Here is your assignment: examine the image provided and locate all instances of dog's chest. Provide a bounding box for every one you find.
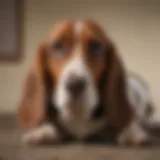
[58,108,105,140]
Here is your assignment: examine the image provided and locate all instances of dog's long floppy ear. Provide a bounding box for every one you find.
[18,44,48,130]
[101,42,134,129]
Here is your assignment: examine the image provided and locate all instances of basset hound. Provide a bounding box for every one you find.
[18,20,154,146]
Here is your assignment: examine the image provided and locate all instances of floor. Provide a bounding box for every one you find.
[1,114,160,160]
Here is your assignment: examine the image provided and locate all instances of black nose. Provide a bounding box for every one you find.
[66,76,87,96]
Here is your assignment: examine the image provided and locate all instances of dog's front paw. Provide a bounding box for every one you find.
[117,121,149,147]
[22,123,60,145]
[117,129,148,146]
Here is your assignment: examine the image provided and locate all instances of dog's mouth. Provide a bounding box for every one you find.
[66,93,87,109]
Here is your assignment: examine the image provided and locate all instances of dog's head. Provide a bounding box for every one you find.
[18,20,133,130]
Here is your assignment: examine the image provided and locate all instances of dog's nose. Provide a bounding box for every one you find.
[66,76,87,96]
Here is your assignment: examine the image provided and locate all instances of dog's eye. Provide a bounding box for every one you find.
[52,42,67,58]
[87,40,104,59]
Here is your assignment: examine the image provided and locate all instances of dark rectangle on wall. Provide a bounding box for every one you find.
[0,0,22,61]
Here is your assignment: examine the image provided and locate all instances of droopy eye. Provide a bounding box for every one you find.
[52,41,67,58]
[87,40,104,59]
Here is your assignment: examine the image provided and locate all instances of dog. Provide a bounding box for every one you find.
[17,20,154,146]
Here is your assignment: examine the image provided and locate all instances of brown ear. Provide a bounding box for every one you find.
[17,44,48,130]
[102,42,134,129]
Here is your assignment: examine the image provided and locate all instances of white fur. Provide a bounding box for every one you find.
[127,74,151,119]
[22,123,59,144]
[117,74,151,145]
[75,21,84,35]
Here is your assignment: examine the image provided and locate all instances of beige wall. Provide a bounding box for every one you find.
[0,0,160,113]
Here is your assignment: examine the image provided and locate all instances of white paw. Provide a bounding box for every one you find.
[117,121,148,146]
[22,123,60,145]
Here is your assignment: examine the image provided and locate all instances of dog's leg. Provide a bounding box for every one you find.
[22,123,61,145]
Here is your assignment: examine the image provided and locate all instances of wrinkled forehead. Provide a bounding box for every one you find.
[48,20,107,44]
